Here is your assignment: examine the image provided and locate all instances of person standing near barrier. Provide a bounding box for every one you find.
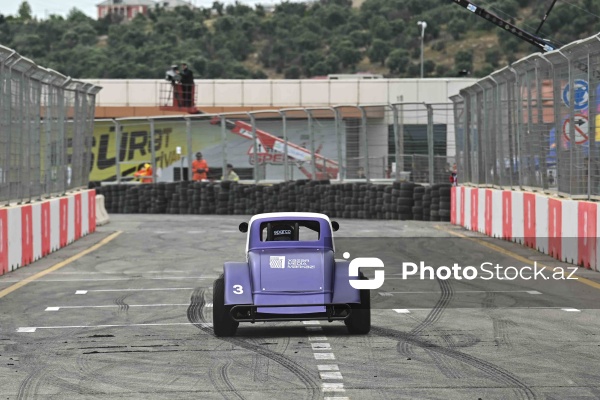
[192,152,209,181]
[221,163,239,181]
[180,63,194,107]
[134,163,153,183]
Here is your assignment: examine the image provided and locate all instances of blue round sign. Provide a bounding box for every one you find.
[562,79,589,111]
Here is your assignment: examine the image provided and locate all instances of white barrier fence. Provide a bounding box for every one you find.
[0,189,97,275]
[452,187,599,270]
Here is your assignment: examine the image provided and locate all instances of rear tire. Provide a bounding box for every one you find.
[212,275,239,337]
[345,274,371,334]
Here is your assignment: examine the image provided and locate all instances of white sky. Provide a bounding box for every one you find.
[0,0,288,19]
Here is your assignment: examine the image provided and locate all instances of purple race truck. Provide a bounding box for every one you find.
[212,212,371,337]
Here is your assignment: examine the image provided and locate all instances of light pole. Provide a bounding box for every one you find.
[417,21,427,78]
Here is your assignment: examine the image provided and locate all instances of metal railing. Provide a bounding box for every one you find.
[452,33,600,199]
[90,103,457,185]
[0,45,102,205]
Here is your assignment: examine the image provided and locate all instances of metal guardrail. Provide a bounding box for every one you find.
[451,33,600,199]
[0,45,102,205]
[95,103,456,185]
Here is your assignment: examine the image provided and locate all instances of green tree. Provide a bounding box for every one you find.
[386,48,409,74]
[454,49,473,73]
[367,39,391,66]
[485,48,501,68]
[331,39,362,69]
[284,65,301,79]
[17,1,32,20]
[447,17,467,40]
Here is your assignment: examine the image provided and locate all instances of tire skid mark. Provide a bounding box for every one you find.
[482,291,516,348]
[373,325,536,400]
[208,359,246,400]
[187,287,320,400]
[114,294,130,313]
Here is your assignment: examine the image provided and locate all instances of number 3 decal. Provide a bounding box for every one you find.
[233,285,243,294]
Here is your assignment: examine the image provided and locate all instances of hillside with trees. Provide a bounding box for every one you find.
[1,0,599,80]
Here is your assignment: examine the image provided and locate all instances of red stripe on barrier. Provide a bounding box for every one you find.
[59,198,68,248]
[74,194,82,240]
[89,190,96,233]
[577,202,597,269]
[460,187,466,226]
[502,191,512,240]
[548,198,562,260]
[0,209,7,275]
[471,188,479,232]
[523,193,536,249]
[21,205,33,266]
[485,190,493,236]
[41,202,51,257]
[451,187,456,224]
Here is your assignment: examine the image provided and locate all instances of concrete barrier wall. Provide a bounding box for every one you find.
[0,189,97,276]
[452,186,599,271]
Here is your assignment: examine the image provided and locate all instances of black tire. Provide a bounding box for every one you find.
[345,275,371,334]
[212,275,239,337]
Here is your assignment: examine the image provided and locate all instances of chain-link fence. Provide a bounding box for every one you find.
[452,33,600,199]
[93,103,456,185]
[0,45,101,205]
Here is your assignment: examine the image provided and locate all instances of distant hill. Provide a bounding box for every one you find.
[1,0,599,79]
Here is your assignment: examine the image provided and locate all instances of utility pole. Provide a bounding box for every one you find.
[417,21,427,78]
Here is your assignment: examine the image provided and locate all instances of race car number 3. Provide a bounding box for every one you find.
[233,285,243,294]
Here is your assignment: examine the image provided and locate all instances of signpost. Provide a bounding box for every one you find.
[562,114,589,144]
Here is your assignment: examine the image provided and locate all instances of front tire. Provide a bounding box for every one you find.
[345,275,371,334]
[212,275,239,337]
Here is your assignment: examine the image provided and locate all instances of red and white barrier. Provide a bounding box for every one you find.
[0,189,97,276]
[452,186,600,271]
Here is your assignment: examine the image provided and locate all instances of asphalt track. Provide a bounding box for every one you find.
[1,214,600,399]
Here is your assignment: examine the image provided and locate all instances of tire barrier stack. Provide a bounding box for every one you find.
[95,182,454,221]
[428,183,452,222]
[412,186,425,221]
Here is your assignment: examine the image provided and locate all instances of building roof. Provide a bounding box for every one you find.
[97,0,156,7]
[158,0,195,8]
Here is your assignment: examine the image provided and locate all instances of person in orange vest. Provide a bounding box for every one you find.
[134,163,153,183]
[191,152,209,181]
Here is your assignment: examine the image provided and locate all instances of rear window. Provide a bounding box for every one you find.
[259,220,321,242]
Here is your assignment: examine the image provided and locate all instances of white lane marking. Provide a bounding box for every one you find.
[386,290,542,294]
[320,371,343,379]
[311,343,331,350]
[318,365,339,371]
[49,271,191,275]
[562,308,581,312]
[314,353,335,360]
[17,322,212,332]
[303,320,321,325]
[324,397,349,400]
[75,290,88,294]
[309,336,328,341]
[0,277,215,283]
[45,303,212,310]
[322,382,345,392]
[379,292,394,296]
[305,326,323,332]
[393,309,410,314]
[526,290,542,295]
[79,288,196,293]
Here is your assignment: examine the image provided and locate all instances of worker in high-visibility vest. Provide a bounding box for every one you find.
[134,163,153,183]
